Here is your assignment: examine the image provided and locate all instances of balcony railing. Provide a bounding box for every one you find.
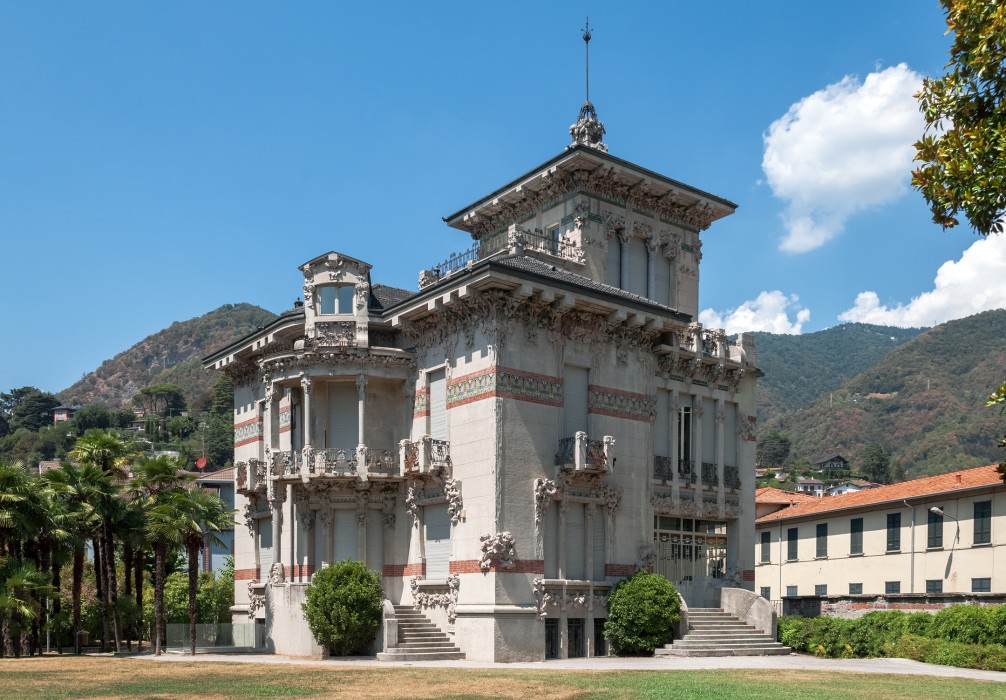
[366,448,400,477]
[724,465,740,491]
[654,455,673,482]
[318,448,357,476]
[400,436,451,476]
[701,462,719,488]
[555,432,615,472]
[678,459,697,485]
[271,451,300,477]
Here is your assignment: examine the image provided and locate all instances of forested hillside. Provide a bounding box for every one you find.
[59,303,277,409]
[762,309,1006,479]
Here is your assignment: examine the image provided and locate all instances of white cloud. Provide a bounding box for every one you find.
[700,291,811,335]
[763,64,924,253]
[839,234,1006,327]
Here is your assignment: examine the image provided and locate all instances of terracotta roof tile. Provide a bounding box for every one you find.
[198,467,235,482]
[755,487,816,505]
[757,464,1004,524]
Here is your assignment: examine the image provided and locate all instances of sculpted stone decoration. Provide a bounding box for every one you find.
[242,498,258,537]
[479,532,518,573]
[532,577,551,619]
[258,349,414,375]
[382,492,397,529]
[637,543,656,573]
[410,574,461,624]
[269,562,286,585]
[533,478,557,556]
[405,485,419,528]
[738,415,757,442]
[247,583,264,618]
[445,478,463,526]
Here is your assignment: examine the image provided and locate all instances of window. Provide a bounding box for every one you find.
[787,527,798,561]
[816,523,828,558]
[815,584,828,596]
[677,406,691,464]
[974,501,992,545]
[886,513,901,551]
[563,365,589,438]
[786,585,798,597]
[885,581,900,594]
[928,506,944,549]
[760,531,771,563]
[760,587,771,600]
[926,579,943,594]
[850,518,863,555]
[972,578,991,593]
[317,285,355,315]
[849,583,863,595]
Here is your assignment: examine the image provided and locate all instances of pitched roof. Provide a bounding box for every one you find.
[198,467,235,482]
[755,487,815,505]
[370,284,414,310]
[757,464,1004,524]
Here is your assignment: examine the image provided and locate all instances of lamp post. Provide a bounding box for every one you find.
[930,506,960,544]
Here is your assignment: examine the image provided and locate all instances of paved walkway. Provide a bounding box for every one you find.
[133,652,1006,683]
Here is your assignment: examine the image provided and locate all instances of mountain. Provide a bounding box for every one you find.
[59,303,277,410]
[753,323,927,421]
[761,309,1006,479]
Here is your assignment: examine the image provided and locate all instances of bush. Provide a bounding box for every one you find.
[892,634,1006,672]
[604,572,680,656]
[301,560,383,655]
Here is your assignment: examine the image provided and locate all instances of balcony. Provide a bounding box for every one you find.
[269,446,405,482]
[235,460,267,495]
[724,465,740,491]
[555,432,615,472]
[271,450,301,477]
[315,448,358,477]
[653,455,673,483]
[400,435,452,476]
[701,462,719,489]
[678,459,697,485]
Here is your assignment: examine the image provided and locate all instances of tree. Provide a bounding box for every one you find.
[913,1,1006,234]
[71,405,112,432]
[302,560,383,655]
[859,443,893,484]
[0,387,60,435]
[756,429,791,469]
[604,572,681,656]
[986,383,1006,483]
[133,384,186,418]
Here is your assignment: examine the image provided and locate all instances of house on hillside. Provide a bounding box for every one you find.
[196,467,236,573]
[795,478,825,497]
[825,479,876,497]
[812,455,849,472]
[51,405,80,424]
[204,97,761,661]
[755,465,1005,600]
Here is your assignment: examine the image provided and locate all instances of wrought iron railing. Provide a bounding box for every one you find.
[653,455,673,482]
[724,465,740,491]
[424,227,582,286]
[678,459,697,484]
[555,436,576,468]
[319,448,357,475]
[366,448,399,477]
[701,462,719,488]
[430,439,451,471]
[584,439,606,469]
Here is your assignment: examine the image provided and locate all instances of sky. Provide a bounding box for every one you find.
[1,2,999,394]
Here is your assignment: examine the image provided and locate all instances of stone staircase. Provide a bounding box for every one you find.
[375,606,466,661]
[656,607,792,657]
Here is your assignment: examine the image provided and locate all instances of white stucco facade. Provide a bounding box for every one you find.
[204,110,760,661]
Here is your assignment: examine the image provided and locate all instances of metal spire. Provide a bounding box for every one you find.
[569,16,607,152]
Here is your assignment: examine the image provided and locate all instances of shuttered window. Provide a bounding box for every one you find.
[328,384,358,448]
[654,255,670,307]
[366,510,383,574]
[424,503,451,579]
[606,236,621,287]
[563,366,589,438]
[544,504,558,578]
[258,520,273,579]
[592,509,605,579]
[333,509,358,562]
[428,369,447,440]
[625,238,648,297]
[566,503,585,580]
[654,390,669,457]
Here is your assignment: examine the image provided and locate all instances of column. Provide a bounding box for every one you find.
[715,398,726,513]
[318,508,333,569]
[270,488,285,578]
[646,239,658,299]
[357,374,368,449]
[300,375,313,450]
[670,390,680,503]
[618,230,630,290]
[557,500,568,580]
[692,396,703,505]
[263,380,275,453]
[585,503,595,582]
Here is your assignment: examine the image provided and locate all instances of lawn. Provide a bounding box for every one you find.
[0,656,1004,700]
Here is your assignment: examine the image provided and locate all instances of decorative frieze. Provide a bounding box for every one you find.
[234,417,261,448]
[410,574,460,624]
[588,385,656,422]
[258,350,414,375]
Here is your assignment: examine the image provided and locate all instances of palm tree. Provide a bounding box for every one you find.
[0,558,50,657]
[0,460,36,560]
[42,463,108,649]
[171,487,233,655]
[69,430,131,653]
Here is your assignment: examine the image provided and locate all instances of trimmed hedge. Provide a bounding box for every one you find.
[778,604,1006,670]
[301,560,383,655]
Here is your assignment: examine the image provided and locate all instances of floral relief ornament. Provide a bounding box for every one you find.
[478,532,517,573]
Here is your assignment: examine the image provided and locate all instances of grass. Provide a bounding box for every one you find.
[0,657,1004,700]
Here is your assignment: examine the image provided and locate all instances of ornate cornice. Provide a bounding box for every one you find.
[258,349,415,375]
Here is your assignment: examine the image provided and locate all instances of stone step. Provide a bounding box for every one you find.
[376,650,466,661]
[657,645,792,658]
[682,633,776,642]
[392,643,462,652]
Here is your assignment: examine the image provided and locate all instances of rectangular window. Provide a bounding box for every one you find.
[563,365,589,438]
[816,523,828,558]
[849,583,863,595]
[677,406,692,463]
[815,584,827,596]
[972,578,991,593]
[760,587,771,600]
[974,501,992,545]
[318,286,336,314]
[787,527,798,561]
[885,581,900,594]
[850,518,863,555]
[926,579,943,594]
[786,585,798,597]
[760,531,771,563]
[928,507,944,549]
[886,513,901,551]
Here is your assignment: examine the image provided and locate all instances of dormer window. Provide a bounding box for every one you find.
[318,285,355,315]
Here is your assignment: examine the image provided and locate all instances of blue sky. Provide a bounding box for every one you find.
[1,2,997,394]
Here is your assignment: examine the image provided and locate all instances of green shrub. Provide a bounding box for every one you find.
[930,604,1000,645]
[892,633,1006,672]
[301,560,383,655]
[604,572,680,656]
